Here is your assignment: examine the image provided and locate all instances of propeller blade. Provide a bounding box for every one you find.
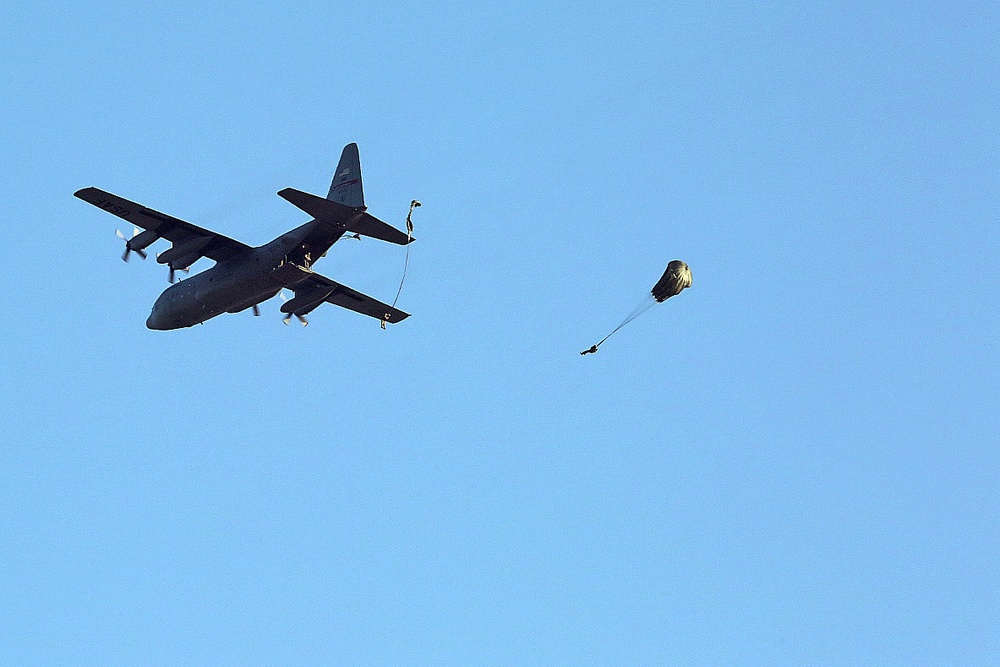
[116,228,149,262]
[296,314,308,327]
[252,304,260,317]
[282,312,292,325]
[116,229,132,262]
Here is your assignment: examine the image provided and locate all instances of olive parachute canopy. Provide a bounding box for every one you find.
[651,260,692,302]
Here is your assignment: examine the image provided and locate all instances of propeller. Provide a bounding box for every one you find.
[279,290,308,326]
[116,227,147,262]
[167,265,189,284]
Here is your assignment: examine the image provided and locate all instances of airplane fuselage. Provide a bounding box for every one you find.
[78,142,413,330]
[146,219,345,330]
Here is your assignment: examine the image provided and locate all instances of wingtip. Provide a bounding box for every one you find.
[385,310,410,323]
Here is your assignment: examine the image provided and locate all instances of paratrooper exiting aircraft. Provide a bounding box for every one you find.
[75,144,413,330]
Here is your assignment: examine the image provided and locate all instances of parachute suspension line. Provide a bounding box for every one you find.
[597,294,656,346]
[390,199,420,309]
[582,293,656,354]
[383,200,421,329]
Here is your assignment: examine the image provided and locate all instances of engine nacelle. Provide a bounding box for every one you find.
[280,285,336,316]
[130,229,159,251]
[157,236,211,266]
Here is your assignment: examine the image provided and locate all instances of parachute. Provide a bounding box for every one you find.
[581,260,692,355]
[652,260,693,302]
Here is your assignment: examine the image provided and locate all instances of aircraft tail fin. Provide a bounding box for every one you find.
[327,143,365,208]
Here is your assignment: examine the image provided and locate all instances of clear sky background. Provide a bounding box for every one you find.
[1,1,997,664]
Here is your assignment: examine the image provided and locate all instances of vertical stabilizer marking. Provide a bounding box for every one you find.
[327,143,365,208]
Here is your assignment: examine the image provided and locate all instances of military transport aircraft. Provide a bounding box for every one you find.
[75,143,412,330]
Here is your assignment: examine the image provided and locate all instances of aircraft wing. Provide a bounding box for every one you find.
[75,187,252,263]
[271,263,409,324]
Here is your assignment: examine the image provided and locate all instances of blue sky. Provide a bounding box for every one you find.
[1,1,997,663]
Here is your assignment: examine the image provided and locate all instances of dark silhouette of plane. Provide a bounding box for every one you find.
[76,144,412,329]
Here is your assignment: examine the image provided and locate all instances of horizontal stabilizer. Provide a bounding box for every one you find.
[352,212,413,245]
[278,188,413,245]
[278,187,355,221]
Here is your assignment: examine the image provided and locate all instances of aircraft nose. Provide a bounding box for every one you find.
[146,308,167,330]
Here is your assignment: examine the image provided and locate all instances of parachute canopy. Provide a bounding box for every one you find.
[651,260,692,302]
